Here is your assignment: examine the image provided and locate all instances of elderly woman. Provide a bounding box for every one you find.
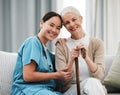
[55,6,107,95]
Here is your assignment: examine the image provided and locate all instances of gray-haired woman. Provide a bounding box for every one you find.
[55,6,107,95]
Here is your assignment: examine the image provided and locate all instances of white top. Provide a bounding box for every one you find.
[66,35,90,82]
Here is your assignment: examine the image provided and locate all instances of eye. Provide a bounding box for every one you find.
[49,23,54,27]
[72,18,77,22]
[64,21,70,25]
[57,27,61,30]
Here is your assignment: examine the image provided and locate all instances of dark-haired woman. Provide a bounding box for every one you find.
[11,11,72,95]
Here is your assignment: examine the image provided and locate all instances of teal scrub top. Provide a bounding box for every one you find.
[11,36,61,95]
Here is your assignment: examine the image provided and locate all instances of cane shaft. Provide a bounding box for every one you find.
[75,58,81,95]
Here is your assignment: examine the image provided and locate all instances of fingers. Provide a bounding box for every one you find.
[63,71,73,81]
[81,48,86,58]
[70,48,79,60]
[55,38,67,45]
[76,43,88,50]
[61,66,69,72]
[58,69,73,81]
[76,43,88,58]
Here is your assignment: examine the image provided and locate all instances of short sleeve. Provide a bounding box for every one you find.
[21,38,41,66]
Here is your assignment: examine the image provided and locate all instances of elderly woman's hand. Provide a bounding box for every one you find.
[76,43,88,59]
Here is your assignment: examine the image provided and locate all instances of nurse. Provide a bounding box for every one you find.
[11,11,73,95]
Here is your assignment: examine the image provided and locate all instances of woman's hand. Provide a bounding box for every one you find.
[76,43,88,58]
[69,48,79,62]
[55,38,67,45]
[57,67,73,81]
[65,48,79,70]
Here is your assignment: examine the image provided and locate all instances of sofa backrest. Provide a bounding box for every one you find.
[0,51,115,95]
[0,51,17,95]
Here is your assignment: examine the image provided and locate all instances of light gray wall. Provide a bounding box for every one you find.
[0,0,57,52]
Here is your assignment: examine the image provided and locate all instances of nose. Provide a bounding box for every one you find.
[52,27,57,32]
[69,21,74,26]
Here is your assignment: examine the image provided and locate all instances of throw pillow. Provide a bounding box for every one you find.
[103,42,120,88]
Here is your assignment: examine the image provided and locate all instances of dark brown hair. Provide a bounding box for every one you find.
[42,11,63,28]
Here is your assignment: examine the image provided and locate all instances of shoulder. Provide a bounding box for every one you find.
[90,37,103,43]
[55,39,69,57]
[24,36,38,43]
[89,37,103,46]
[19,36,41,51]
[24,36,42,47]
[56,42,68,54]
[56,38,68,48]
[89,37,104,51]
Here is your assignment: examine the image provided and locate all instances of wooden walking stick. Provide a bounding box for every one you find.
[75,57,81,95]
[75,48,86,95]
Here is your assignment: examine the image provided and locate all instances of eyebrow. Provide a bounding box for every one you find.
[49,22,61,28]
[49,22,54,25]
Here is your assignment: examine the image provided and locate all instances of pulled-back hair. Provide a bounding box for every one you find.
[42,11,63,28]
[61,6,81,17]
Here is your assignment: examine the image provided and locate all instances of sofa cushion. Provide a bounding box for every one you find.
[0,51,17,95]
[103,42,120,89]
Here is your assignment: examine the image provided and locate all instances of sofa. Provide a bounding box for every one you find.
[0,51,120,95]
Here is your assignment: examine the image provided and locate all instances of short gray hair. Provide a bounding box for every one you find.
[61,6,81,17]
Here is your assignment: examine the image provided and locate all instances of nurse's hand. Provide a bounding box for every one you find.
[55,38,67,45]
[57,67,73,81]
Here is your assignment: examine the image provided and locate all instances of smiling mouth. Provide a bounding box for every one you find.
[48,31,57,38]
[69,26,78,31]
[49,33,55,37]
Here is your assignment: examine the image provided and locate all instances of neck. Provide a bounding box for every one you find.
[37,32,47,45]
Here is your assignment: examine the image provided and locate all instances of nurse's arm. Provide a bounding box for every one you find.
[23,60,72,82]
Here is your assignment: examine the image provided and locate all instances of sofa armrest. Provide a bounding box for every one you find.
[0,51,17,95]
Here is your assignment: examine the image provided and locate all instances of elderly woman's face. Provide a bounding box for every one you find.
[62,13,82,34]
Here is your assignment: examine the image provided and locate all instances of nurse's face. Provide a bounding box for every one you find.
[40,16,62,41]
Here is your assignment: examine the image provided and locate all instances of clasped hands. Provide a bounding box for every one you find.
[70,43,88,61]
[57,66,73,81]
[56,38,87,59]
[57,42,88,82]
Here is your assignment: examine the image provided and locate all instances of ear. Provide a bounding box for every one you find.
[40,20,44,28]
[79,16,83,24]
